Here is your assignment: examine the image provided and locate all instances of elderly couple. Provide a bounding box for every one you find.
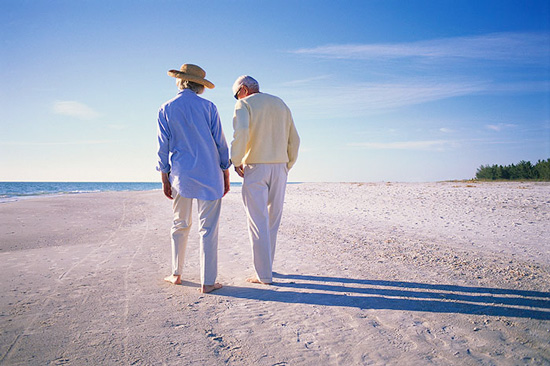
[157,64,300,293]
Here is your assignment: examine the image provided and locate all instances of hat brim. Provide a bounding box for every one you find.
[168,70,215,89]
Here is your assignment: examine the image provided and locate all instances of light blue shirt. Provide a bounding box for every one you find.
[157,89,230,201]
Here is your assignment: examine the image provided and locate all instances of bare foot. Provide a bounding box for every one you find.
[164,275,181,285]
[246,277,272,285]
[200,283,223,293]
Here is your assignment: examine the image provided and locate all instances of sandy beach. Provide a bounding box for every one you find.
[1,181,549,365]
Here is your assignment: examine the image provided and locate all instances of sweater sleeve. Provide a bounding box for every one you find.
[230,100,250,166]
[286,111,300,170]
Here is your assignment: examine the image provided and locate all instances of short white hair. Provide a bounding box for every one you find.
[232,75,259,95]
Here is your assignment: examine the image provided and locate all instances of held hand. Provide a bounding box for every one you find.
[223,169,230,197]
[235,165,245,178]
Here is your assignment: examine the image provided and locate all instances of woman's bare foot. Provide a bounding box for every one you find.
[200,283,223,293]
[246,277,272,285]
[164,275,182,285]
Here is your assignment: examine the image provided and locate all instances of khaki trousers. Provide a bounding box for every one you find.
[171,191,221,285]
[242,163,288,283]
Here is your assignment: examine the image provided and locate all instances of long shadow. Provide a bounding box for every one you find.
[273,273,550,298]
[216,273,550,320]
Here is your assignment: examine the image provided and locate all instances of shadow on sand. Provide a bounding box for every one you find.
[216,273,550,320]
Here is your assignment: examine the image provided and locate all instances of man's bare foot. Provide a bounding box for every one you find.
[164,275,181,285]
[200,283,223,293]
[246,277,272,285]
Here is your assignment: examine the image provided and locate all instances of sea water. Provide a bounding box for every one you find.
[0,182,162,203]
[0,182,243,203]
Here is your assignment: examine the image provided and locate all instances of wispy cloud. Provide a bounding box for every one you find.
[348,140,457,151]
[283,32,549,119]
[291,32,550,63]
[0,140,113,146]
[281,75,331,87]
[486,123,517,132]
[287,80,487,117]
[283,78,546,119]
[53,101,100,120]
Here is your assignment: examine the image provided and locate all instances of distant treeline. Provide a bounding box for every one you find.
[475,159,550,181]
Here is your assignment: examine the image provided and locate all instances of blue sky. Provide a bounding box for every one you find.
[1,0,549,182]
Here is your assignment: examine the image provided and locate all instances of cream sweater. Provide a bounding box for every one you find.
[231,92,300,169]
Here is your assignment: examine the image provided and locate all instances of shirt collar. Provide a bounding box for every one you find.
[178,89,196,96]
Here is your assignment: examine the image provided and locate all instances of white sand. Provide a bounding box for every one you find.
[1,182,549,365]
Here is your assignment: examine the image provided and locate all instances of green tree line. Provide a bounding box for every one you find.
[475,159,550,181]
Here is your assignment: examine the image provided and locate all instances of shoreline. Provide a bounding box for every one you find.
[2,179,548,202]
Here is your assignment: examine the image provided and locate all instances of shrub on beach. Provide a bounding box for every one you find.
[476,159,550,181]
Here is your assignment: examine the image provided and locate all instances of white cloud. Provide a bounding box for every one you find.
[291,32,550,63]
[283,77,545,120]
[439,128,455,133]
[348,140,456,151]
[0,140,113,146]
[281,75,331,87]
[283,32,550,120]
[486,125,501,131]
[288,80,487,118]
[486,123,517,132]
[53,101,100,120]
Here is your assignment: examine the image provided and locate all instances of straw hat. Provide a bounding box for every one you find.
[167,64,215,89]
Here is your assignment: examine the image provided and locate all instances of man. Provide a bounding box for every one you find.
[157,64,230,293]
[231,75,300,284]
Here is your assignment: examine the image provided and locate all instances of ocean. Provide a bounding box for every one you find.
[0,182,162,203]
[0,182,244,203]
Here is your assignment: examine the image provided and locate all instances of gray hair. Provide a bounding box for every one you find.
[232,75,260,95]
[176,79,205,94]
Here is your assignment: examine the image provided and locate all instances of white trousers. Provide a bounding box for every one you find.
[242,163,288,283]
[171,191,221,285]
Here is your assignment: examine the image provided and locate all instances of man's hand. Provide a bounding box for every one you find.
[235,165,245,178]
[223,169,230,197]
[163,182,173,200]
[161,172,173,200]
